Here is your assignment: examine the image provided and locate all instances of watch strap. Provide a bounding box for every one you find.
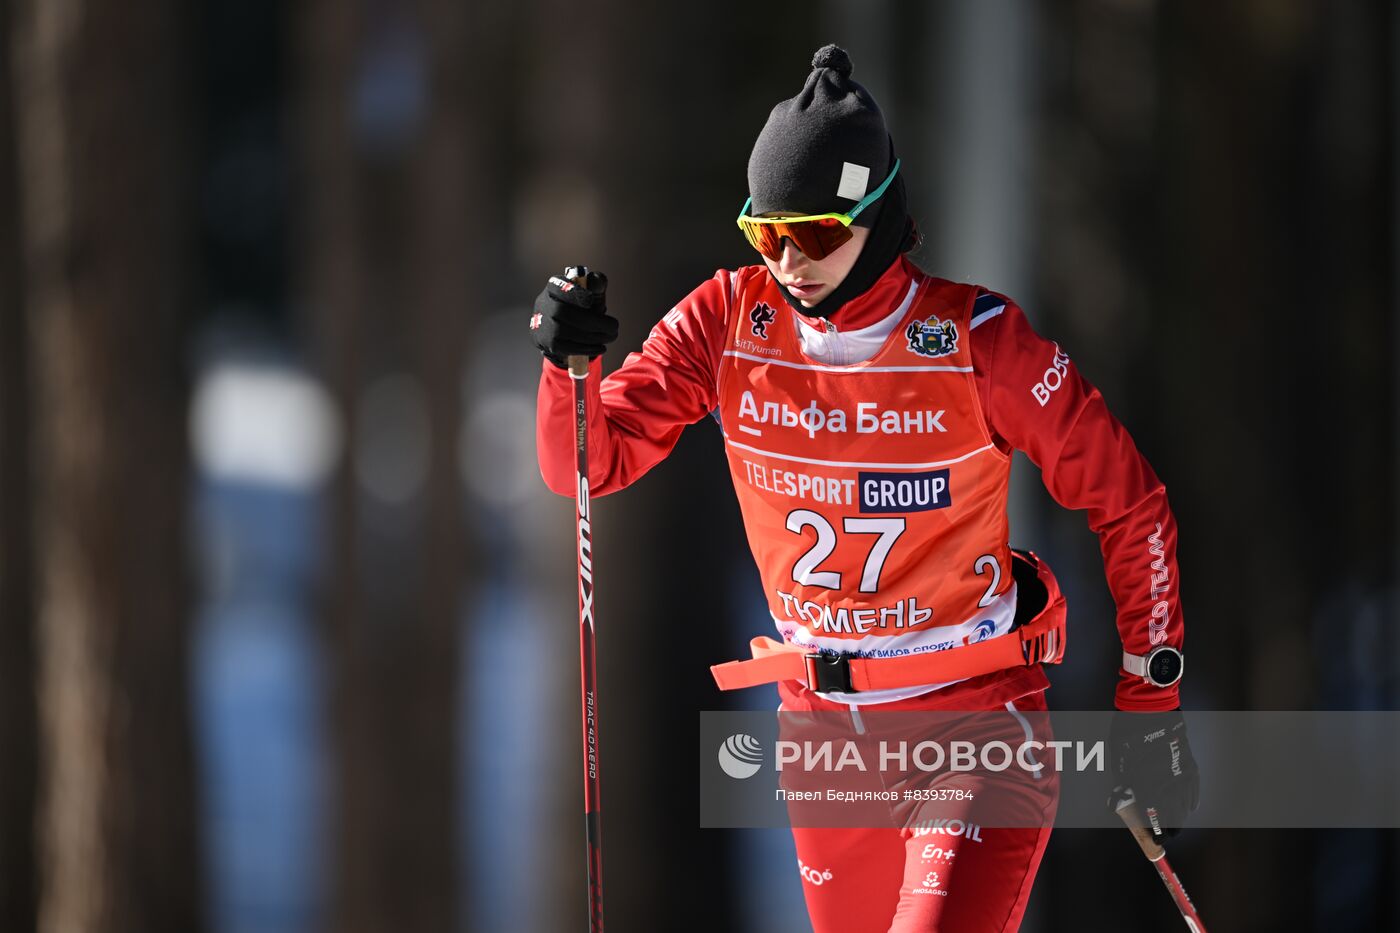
[1123,646,1183,687]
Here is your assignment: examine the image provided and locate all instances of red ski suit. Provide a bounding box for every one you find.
[536,256,1185,931]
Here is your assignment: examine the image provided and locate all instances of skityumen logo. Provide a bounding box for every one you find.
[749,301,777,340]
[718,733,764,779]
[858,469,951,514]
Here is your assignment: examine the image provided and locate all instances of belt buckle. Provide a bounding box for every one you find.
[804,652,855,694]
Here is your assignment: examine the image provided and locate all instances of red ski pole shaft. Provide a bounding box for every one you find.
[1114,793,1208,932]
[564,265,603,932]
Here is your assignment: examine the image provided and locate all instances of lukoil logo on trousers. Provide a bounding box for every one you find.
[718,733,764,779]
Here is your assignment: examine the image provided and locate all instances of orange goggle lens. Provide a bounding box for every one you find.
[737,215,853,262]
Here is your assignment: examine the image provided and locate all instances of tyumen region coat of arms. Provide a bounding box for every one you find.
[905,314,959,358]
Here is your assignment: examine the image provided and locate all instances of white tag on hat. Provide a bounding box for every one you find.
[836,162,870,201]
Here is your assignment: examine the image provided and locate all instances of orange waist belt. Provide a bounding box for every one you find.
[710,610,1065,694]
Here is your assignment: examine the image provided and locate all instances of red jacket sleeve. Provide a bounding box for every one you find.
[971,296,1185,711]
[536,268,736,497]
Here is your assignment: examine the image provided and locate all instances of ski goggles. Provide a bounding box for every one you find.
[735,159,900,262]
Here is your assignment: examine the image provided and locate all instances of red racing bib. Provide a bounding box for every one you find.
[717,273,1016,701]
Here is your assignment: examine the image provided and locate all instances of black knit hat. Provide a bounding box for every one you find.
[745,45,915,319]
[747,45,894,225]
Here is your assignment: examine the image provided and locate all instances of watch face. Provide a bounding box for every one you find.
[1147,648,1183,687]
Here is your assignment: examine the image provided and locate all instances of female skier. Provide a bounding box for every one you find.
[532,45,1198,932]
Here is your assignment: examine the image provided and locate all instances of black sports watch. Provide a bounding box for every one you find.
[1122,645,1184,688]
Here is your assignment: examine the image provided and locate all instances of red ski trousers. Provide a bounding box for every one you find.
[778,685,1057,932]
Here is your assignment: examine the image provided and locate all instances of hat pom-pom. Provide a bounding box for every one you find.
[811,44,853,78]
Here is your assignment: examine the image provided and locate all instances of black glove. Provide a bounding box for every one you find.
[1108,708,1200,842]
[530,270,618,368]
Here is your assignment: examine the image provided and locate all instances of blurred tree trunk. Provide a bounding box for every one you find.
[10,1,202,932]
[401,0,473,923]
[295,3,373,931]
[299,1,470,929]
[0,0,38,929]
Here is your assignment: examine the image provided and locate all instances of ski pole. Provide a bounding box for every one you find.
[1113,790,1208,932]
[564,264,604,931]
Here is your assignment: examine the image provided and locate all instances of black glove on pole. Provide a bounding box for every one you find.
[531,270,618,368]
[1108,708,1201,842]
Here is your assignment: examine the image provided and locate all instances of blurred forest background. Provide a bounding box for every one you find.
[0,1,1395,931]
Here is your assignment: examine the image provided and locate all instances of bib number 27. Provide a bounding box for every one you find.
[785,509,905,594]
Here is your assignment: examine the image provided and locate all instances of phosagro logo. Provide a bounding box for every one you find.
[718,733,764,779]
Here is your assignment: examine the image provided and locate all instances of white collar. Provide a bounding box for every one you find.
[794,279,919,365]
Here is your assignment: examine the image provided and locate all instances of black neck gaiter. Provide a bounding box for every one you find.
[771,172,912,320]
